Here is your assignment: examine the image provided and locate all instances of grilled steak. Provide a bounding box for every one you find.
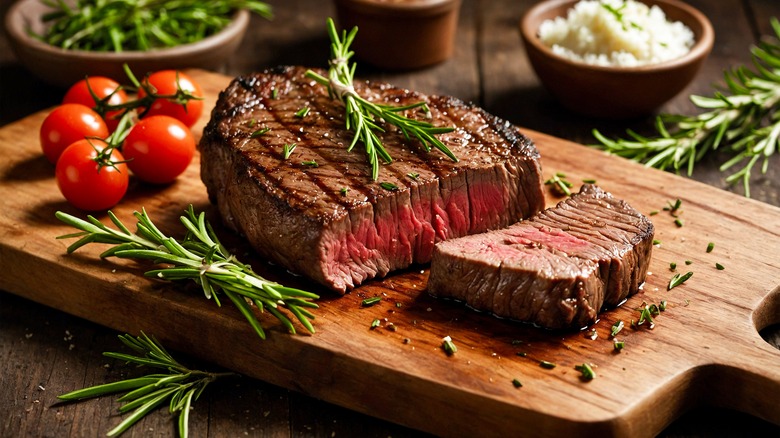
[199,66,545,293]
[428,185,654,329]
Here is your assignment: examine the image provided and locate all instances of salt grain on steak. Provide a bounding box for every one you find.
[199,66,545,293]
[428,185,654,329]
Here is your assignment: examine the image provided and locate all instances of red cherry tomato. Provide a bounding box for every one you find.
[137,70,203,127]
[55,139,129,211]
[122,115,196,184]
[40,104,109,164]
[62,76,128,132]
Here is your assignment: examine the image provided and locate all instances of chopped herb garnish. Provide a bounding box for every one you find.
[295,106,310,118]
[659,300,667,311]
[282,143,297,159]
[516,352,527,357]
[511,339,523,346]
[251,127,270,137]
[340,187,349,196]
[271,88,278,99]
[370,319,381,329]
[380,182,399,191]
[668,271,693,290]
[544,173,573,197]
[674,218,684,227]
[716,262,725,270]
[706,242,715,253]
[442,336,457,356]
[361,296,382,307]
[582,178,597,184]
[613,339,625,351]
[670,262,677,271]
[648,303,661,316]
[653,239,661,245]
[395,302,402,308]
[574,363,596,380]
[512,378,523,388]
[540,360,556,369]
[637,304,654,327]
[664,199,682,213]
[247,118,257,128]
[301,160,318,167]
[650,210,659,216]
[610,320,624,337]
[407,172,420,180]
[685,260,693,265]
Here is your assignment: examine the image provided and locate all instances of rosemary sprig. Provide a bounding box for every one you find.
[58,332,235,437]
[37,0,272,52]
[592,17,780,197]
[305,18,457,180]
[55,205,319,339]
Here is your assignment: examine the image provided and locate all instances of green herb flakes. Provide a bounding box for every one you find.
[251,127,271,138]
[282,143,297,159]
[512,378,523,388]
[610,320,624,337]
[361,296,382,307]
[540,360,556,369]
[380,182,399,191]
[295,106,310,118]
[574,363,596,380]
[668,271,693,290]
[442,336,457,356]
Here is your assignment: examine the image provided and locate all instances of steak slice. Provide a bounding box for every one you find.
[199,66,545,293]
[428,185,654,329]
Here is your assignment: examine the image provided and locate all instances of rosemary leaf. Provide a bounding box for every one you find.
[668,271,694,290]
[58,333,236,438]
[55,206,318,340]
[304,18,457,180]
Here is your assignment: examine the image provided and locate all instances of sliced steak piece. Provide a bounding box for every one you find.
[199,66,545,293]
[428,185,654,329]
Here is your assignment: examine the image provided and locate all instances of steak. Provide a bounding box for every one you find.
[427,185,654,329]
[199,66,545,293]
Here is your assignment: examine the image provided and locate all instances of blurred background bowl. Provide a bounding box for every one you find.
[4,0,250,88]
[334,0,461,70]
[519,0,714,119]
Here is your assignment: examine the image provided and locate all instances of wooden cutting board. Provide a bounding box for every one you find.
[1,70,778,438]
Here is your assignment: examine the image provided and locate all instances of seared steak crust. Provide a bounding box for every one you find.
[428,185,654,329]
[199,66,545,293]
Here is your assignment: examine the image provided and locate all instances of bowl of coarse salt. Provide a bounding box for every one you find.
[519,0,713,119]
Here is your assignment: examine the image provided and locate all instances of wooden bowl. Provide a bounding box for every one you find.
[519,0,714,119]
[4,0,250,88]
[334,0,461,70]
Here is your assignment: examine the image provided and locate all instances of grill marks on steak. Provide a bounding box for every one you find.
[428,185,654,329]
[199,66,545,293]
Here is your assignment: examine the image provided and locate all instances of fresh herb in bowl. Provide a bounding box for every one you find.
[36,0,272,51]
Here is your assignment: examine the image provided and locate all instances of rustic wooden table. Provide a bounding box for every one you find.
[2,0,779,436]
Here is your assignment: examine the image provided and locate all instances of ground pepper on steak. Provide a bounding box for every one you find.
[428,185,655,329]
[199,66,545,293]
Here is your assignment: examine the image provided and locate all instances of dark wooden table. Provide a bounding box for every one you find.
[2,0,779,436]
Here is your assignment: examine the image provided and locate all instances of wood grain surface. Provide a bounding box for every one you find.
[1,69,779,437]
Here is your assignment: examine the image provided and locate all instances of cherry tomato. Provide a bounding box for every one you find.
[62,76,128,132]
[40,103,109,164]
[55,139,129,211]
[122,115,196,184]
[137,70,203,127]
